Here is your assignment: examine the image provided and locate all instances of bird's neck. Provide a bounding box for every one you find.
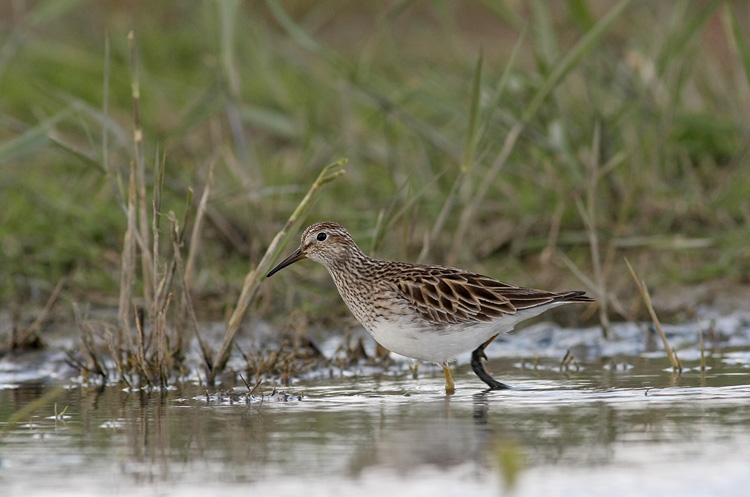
[326,248,376,292]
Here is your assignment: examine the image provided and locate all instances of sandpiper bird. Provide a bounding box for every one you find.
[267,222,594,393]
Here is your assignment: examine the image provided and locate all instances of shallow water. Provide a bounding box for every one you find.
[2,314,750,497]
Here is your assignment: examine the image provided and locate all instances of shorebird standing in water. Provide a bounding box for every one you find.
[267,222,594,394]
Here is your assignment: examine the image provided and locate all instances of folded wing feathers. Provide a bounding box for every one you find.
[398,267,573,325]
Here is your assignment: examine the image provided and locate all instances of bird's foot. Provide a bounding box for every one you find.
[471,345,510,390]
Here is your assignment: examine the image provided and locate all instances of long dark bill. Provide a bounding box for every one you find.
[266,247,307,277]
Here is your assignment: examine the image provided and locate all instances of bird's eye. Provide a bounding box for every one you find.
[316,232,327,241]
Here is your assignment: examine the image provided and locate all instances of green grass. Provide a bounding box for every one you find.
[1,0,749,330]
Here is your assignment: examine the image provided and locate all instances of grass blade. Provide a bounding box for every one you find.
[727,4,750,91]
[265,0,330,58]
[128,31,154,311]
[655,0,721,77]
[0,110,71,162]
[523,0,632,123]
[531,0,558,67]
[462,51,483,171]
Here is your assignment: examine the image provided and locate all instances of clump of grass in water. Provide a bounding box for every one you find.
[70,32,203,388]
[70,32,347,388]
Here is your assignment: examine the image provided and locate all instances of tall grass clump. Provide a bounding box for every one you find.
[69,32,210,387]
[71,29,346,387]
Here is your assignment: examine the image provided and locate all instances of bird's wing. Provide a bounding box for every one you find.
[393,266,570,326]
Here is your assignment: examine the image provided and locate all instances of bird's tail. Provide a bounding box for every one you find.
[556,290,595,303]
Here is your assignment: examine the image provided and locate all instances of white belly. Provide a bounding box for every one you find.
[359,303,568,364]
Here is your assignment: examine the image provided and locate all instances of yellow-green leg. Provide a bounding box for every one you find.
[442,363,455,395]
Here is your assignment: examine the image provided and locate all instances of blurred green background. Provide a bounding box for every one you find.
[1,0,749,325]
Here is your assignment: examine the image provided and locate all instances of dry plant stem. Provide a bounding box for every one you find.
[156,292,173,387]
[577,123,611,337]
[157,214,184,350]
[104,326,131,389]
[152,213,180,334]
[149,152,165,373]
[134,307,154,387]
[72,304,106,380]
[625,258,681,371]
[21,276,65,340]
[208,159,347,382]
[129,30,154,310]
[152,151,165,308]
[185,158,217,288]
[171,225,213,373]
[541,199,565,262]
[558,252,629,320]
[169,209,211,363]
[118,161,137,330]
[698,320,706,372]
[237,373,263,397]
[134,306,146,375]
[237,372,252,390]
[248,377,263,396]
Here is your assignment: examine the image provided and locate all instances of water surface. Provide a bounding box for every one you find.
[2,315,750,497]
